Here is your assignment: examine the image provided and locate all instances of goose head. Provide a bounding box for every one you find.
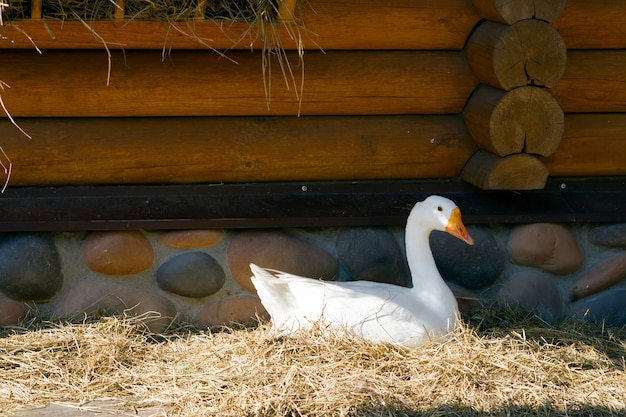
[408,195,474,245]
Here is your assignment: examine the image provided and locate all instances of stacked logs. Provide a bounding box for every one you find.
[462,0,567,190]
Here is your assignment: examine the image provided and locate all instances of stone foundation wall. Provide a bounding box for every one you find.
[0,223,625,330]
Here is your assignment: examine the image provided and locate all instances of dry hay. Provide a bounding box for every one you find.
[0,309,624,416]
[1,0,284,21]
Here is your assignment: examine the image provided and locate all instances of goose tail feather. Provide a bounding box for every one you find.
[249,263,296,326]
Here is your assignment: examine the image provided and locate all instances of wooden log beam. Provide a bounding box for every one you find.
[461,150,550,190]
[551,50,626,113]
[463,85,563,157]
[0,116,476,186]
[1,178,625,231]
[0,0,480,51]
[0,50,477,117]
[465,19,566,90]
[545,113,626,177]
[0,50,626,117]
[471,0,566,24]
[554,0,626,49]
[4,114,622,188]
[2,0,626,51]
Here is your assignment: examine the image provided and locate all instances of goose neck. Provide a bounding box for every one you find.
[405,227,443,289]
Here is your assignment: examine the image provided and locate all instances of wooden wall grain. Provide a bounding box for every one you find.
[0,0,625,186]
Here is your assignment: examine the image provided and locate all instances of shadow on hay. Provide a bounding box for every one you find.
[350,404,624,417]
[462,307,626,369]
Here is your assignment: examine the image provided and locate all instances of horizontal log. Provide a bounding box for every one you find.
[545,113,626,177]
[0,116,476,186]
[0,0,481,50]
[3,49,621,118]
[471,0,566,24]
[1,0,625,51]
[2,178,626,231]
[551,51,626,113]
[0,50,477,117]
[463,85,563,157]
[2,113,622,188]
[554,0,626,49]
[465,19,566,90]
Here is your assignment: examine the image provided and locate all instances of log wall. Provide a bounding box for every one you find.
[0,0,625,188]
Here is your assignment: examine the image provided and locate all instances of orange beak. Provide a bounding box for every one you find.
[445,208,474,245]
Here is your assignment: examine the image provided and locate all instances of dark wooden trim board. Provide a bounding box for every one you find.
[0,178,624,231]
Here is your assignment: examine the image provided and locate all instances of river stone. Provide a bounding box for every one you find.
[588,223,626,247]
[0,234,63,302]
[193,294,269,327]
[156,252,225,298]
[571,288,626,327]
[82,231,154,275]
[430,226,503,289]
[54,278,177,332]
[227,230,337,293]
[499,271,564,325]
[159,229,224,248]
[508,223,583,274]
[0,298,25,325]
[569,252,626,301]
[336,227,410,286]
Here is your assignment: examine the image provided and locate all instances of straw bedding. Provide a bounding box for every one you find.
[2,0,281,21]
[0,309,624,416]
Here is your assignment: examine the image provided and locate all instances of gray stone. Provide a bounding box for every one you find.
[156,252,225,298]
[336,227,410,286]
[430,226,503,289]
[588,223,626,247]
[499,271,564,326]
[0,234,63,302]
[571,288,626,327]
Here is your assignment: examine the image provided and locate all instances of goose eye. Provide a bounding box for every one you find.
[437,206,443,212]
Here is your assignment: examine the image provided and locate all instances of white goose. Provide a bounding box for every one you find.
[250,195,474,347]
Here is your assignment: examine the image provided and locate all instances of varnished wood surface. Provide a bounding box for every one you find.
[0,49,478,117]
[545,113,626,177]
[1,113,625,186]
[0,0,481,51]
[3,48,623,118]
[554,0,626,49]
[552,50,626,113]
[0,115,476,186]
[1,0,625,51]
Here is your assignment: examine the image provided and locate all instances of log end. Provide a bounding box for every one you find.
[466,20,567,90]
[472,0,566,24]
[461,150,549,190]
[464,85,564,157]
